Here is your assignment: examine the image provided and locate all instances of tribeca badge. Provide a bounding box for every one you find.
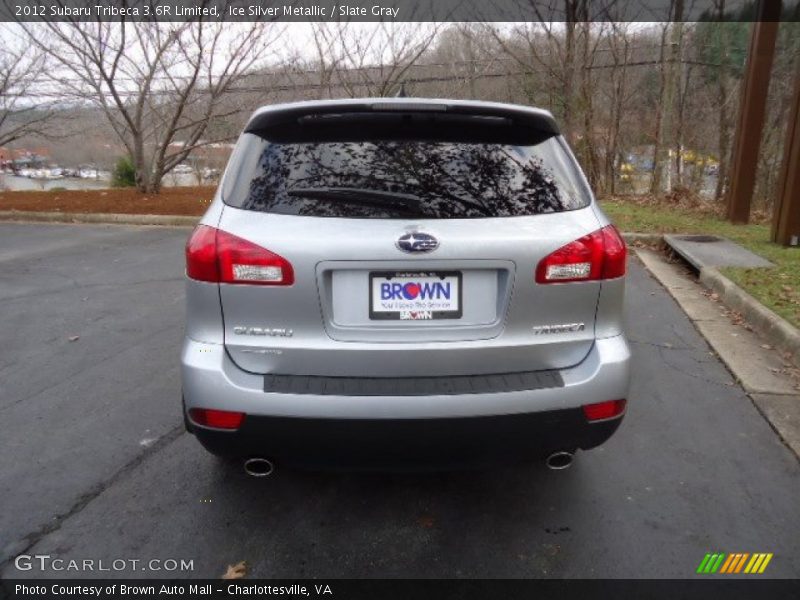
[696,552,773,574]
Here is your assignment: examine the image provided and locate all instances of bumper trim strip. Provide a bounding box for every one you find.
[263,369,564,396]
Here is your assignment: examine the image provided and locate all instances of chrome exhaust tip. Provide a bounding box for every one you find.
[243,457,275,477]
[545,451,574,470]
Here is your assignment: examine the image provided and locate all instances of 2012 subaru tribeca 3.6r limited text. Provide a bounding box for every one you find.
[181,98,631,471]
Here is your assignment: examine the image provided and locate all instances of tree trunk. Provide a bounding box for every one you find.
[715,74,730,202]
[609,54,629,195]
[714,11,731,203]
[135,155,161,194]
[651,5,682,195]
[650,23,670,194]
[671,19,686,188]
[134,157,149,194]
[579,23,600,190]
[143,179,161,194]
[562,16,577,144]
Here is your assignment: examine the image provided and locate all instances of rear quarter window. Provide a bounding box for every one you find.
[222,132,590,219]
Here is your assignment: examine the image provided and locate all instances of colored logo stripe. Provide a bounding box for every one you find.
[719,554,735,573]
[696,554,713,573]
[745,553,773,574]
[728,554,749,573]
[697,553,726,573]
[721,553,738,573]
[697,553,773,574]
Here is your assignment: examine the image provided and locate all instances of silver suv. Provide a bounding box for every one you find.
[181,98,630,473]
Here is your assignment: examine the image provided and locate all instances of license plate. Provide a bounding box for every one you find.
[369,271,462,320]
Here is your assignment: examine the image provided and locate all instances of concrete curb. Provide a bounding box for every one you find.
[632,233,800,369]
[700,266,800,366]
[0,210,198,227]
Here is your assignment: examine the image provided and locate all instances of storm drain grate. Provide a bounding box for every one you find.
[675,235,722,243]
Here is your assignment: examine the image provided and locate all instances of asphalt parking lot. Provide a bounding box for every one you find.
[1,222,799,579]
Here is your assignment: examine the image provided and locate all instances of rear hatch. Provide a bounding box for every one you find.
[209,100,616,377]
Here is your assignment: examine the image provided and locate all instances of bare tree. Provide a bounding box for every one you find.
[650,7,684,195]
[308,23,347,99]
[489,20,578,142]
[425,25,501,99]
[0,31,57,148]
[604,22,635,194]
[19,17,282,193]
[673,42,693,189]
[577,21,607,190]
[712,2,733,202]
[332,22,440,97]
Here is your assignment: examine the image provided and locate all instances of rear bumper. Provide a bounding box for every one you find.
[181,334,630,463]
[192,410,624,468]
[181,334,630,419]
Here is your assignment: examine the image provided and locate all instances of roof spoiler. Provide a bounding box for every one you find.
[243,100,560,139]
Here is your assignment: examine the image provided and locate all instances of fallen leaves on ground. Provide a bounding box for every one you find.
[0,186,213,216]
[221,561,247,580]
[416,515,436,529]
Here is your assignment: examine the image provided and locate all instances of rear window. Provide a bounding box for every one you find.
[222,132,590,219]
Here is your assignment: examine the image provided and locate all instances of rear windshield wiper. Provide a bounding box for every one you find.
[286,187,424,213]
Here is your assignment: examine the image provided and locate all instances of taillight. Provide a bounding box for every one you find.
[185,225,294,285]
[582,399,627,422]
[185,225,218,281]
[188,408,245,430]
[535,225,626,284]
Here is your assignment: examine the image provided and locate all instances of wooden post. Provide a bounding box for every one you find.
[771,62,800,246]
[725,2,781,224]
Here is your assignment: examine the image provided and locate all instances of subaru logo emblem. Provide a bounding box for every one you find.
[396,232,439,254]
